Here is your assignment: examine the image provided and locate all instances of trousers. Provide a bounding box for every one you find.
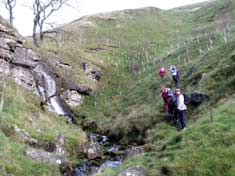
[178,110,186,129]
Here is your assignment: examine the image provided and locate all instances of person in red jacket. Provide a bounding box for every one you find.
[159,67,167,80]
[160,87,173,113]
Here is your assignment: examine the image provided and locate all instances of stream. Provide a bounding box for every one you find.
[72,133,123,176]
[32,63,142,175]
[70,133,143,176]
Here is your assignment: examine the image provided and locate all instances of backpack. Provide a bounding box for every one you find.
[166,89,174,98]
[168,95,177,108]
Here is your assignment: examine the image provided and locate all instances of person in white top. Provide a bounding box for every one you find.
[170,65,179,88]
[175,89,187,129]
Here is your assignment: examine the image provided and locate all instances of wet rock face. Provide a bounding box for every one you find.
[25,148,68,165]
[118,166,145,176]
[83,140,103,160]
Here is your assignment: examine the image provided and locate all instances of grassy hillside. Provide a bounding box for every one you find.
[67,0,235,140]
[0,81,86,175]
[1,15,86,176]
[2,0,235,175]
[56,0,235,175]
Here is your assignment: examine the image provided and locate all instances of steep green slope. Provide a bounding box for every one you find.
[0,82,87,175]
[6,0,235,175]
[61,0,235,175]
[69,0,235,143]
[0,17,86,176]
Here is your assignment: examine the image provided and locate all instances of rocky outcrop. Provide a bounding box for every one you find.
[190,92,209,106]
[0,17,93,120]
[90,70,103,81]
[44,134,69,156]
[25,148,68,165]
[0,60,10,78]
[184,92,209,106]
[83,141,103,160]
[14,125,38,145]
[83,63,103,82]
[66,80,92,95]
[62,90,83,107]
[11,66,35,91]
[12,47,40,68]
[83,134,103,160]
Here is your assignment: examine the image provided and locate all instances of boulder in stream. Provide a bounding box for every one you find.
[83,141,103,160]
[83,133,103,160]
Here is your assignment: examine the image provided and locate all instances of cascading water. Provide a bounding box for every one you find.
[33,64,66,116]
[71,133,123,176]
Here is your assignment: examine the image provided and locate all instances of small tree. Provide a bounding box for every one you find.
[32,0,69,47]
[0,0,16,24]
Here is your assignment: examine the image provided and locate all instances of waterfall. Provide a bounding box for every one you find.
[33,64,66,116]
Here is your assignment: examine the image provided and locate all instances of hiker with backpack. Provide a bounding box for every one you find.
[170,65,180,88]
[160,87,173,113]
[175,89,187,130]
[160,86,180,124]
[159,67,167,80]
[168,91,177,118]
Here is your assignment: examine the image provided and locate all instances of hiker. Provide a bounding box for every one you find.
[160,88,169,112]
[170,65,179,88]
[159,67,167,80]
[160,87,174,113]
[82,62,87,71]
[168,91,177,117]
[175,89,187,130]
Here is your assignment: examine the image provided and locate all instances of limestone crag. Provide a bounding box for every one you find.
[0,18,91,120]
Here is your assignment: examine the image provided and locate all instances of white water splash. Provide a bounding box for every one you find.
[34,64,66,115]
